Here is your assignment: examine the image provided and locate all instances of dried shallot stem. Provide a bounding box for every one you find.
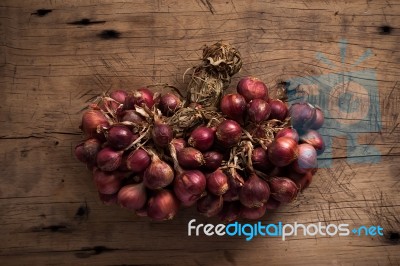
[95,103,117,124]
[103,96,123,118]
[201,42,242,81]
[168,143,184,174]
[186,69,225,108]
[124,126,151,151]
[186,42,242,108]
[201,110,224,126]
[229,156,245,185]
[167,107,204,137]
[244,141,255,174]
[241,128,256,142]
[221,147,244,183]
[146,83,184,99]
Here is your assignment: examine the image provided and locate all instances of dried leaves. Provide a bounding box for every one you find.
[186,42,243,108]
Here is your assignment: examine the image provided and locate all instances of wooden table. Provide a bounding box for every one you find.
[1,0,399,265]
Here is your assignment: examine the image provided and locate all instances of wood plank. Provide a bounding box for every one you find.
[1,0,399,265]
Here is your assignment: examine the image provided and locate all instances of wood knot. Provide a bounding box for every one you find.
[379,25,393,35]
[98,30,121,40]
[31,9,52,17]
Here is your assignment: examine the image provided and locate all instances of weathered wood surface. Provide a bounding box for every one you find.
[0,0,399,265]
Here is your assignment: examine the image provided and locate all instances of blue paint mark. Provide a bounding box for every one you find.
[351,49,373,67]
[316,52,337,69]
[339,39,347,65]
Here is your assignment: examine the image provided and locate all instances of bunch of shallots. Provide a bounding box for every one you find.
[75,42,325,221]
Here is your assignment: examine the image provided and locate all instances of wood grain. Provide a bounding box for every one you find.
[0,0,399,265]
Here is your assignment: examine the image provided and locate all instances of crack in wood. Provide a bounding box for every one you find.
[197,0,215,14]
[0,135,44,140]
[31,9,52,17]
[98,30,121,40]
[75,246,117,258]
[31,224,70,233]
[74,201,90,221]
[67,18,106,26]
